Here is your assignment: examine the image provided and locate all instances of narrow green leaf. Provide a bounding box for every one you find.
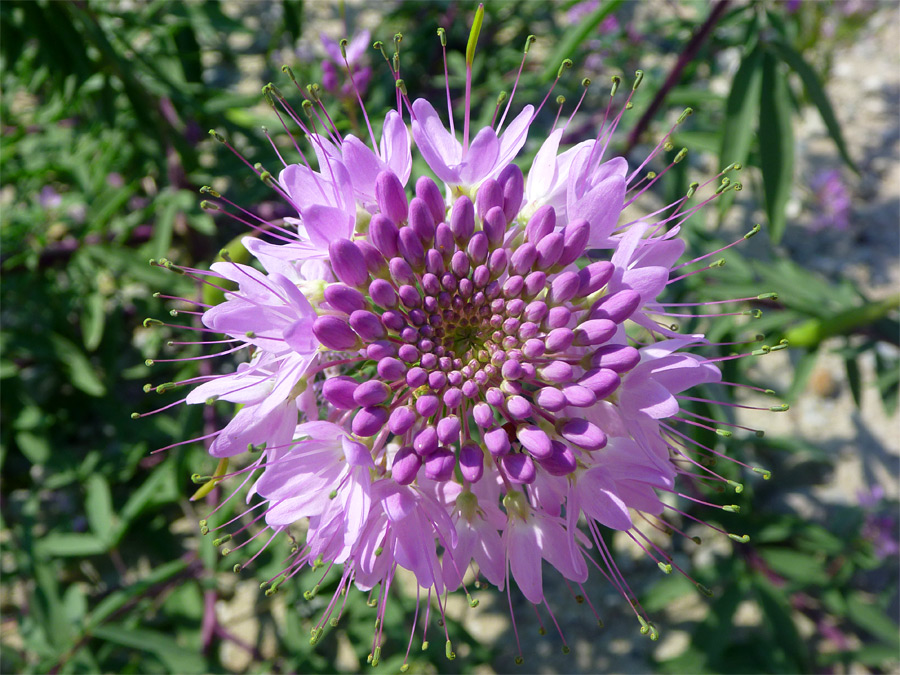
[35,533,108,558]
[84,474,115,546]
[718,45,763,219]
[88,559,189,628]
[542,0,625,81]
[758,548,828,586]
[754,577,810,671]
[844,353,862,408]
[786,349,818,402]
[90,623,208,673]
[49,333,106,397]
[759,53,795,244]
[846,593,900,647]
[119,458,180,525]
[82,291,106,352]
[769,39,857,172]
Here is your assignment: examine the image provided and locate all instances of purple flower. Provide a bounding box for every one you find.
[146,6,782,666]
[320,29,372,99]
[809,168,851,231]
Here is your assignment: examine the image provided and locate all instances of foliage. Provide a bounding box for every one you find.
[2,1,897,673]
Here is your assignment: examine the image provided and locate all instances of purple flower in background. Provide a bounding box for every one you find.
[320,29,372,99]
[809,168,852,230]
[38,185,61,209]
[858,487,900,558]
[145,5,783,667]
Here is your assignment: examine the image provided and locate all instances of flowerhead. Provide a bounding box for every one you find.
[145,6,784,666]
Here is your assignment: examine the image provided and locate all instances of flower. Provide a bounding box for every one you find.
[320,29,372,99]
[809,168,851,231]
[143,5,785,667]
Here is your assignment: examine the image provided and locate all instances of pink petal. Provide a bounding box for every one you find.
[506,521,543,604]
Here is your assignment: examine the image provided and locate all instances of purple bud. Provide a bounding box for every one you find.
[391,446,421,485]
[458,277,473,298]
[416,175,445,224]
[498,163,524,223]
[576,261,614,297]
[501,359,522,380]
[523,338,545,359]
[406,366,427,387]
[356,240,386,274]
[422,273,440,295]
[369,213,399,257]
[443,387,463,408]
[382,311,407,333]
[538,441,577,476]
[408,197,435,243]
[489,247,508,277]
[545,306,572,329]
[461,379,479,398]
[472,268,490,292]
[352,406,388,437]
[313,315,359,350]
[413,426,439,456]
[523,300,548,323]
[349,310,386,341]
[506,395,531,419]
[520,271,544,299]
[459,442,484,483]
[516,425,552,459]
[416,394,440,418]
[501,453,536,484]
[590,289,641,323]
[388,406,416,434]
[434,222,455,259]
[475,179,503,218]
[428,371,447,390]
[548,271,580,304]
[450,250,470,278]
[559,418,607,450]
[467,232,489,265]
[486,387,504,407]
[483,206,507,246]
[367,340,395,360]
[534,386,567,412]
[375,170,408,225]
[535,231,564,269]
[590,344,641,373]
[558,218,590,266]
[562,383,596,407]
[398,227,425,269]
[506,298,525,316]
[369,279,398,309]
[544,327,575,353]
[322,376,358,409]
[484,427,511,456]
[389,257,416,285]
[451,195,475,243]
[398,344,418,363]
[473,402,494,428]
[578,368,621,398]
[399,326,418,342]
[525,205,556,243]
[324,284,367,314]
[573,318,617,346]
[353,380,391,407]
[510,242,537,276]
[539,360,574,384]
[377,356,406,381]
[437,415,461,444]
[329,239,368,287]
[502,275,523,298]
[424,447,456,481]
[396,284,419,309]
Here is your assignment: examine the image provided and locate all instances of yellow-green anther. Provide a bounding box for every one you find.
[330,617,339,627]
[143,383,153,393]
[446,640,456,660]
[213,534,232,547]
[744,223,762,239]
[696,582,713,596]
[674,148,688,163]
[724,162,742,172]
[200,200,219,211]
[524,34,536,53]
[169,309,179,317]
[496,90,508,106]
[339,38,348,59]
[282,64,297,83]
[306,84,319,102]
[753,467,772,479]
[437,27,447,46]
[200,186,221,197]
[515,656,524,665]
[769,342,788,352]
[677,107,693,123]
[329,489,337,499]
[301,99,314,118]
[632,70,644,90]
[722,505,740,513]
[686,181,700,198]
[156,382,176,394]
[625,101,634,110]
[728,480,744,493]
[219,248,232,262]
[649,625,659,641]
[752,346,771,356]
[556,95,566,105]
[611,75,621,96]
[658,562,672,574]
[144,359,155,367]
[710,258,726,268]
[715,179,731,194]
[716,428,732,437]
[143,318,163,327]
[422,641,429,651]
[373,40,388,62]
[199,525,209,535]
[466,4,484,66]
[645,171,657,180]
[220,547,230,556]
[468,596,479,608]
[395,79,408,95]
[400,664,409,673]
[757,292,778,300]
[209,129,226,142]
[394,33,403,46]
[729,533,750,543]
[770,404,790,412]
[392,52,399,72]
[191,473,206,483]
[663,141,674,152]
[233,563,242,572]
[372,646,381,667]
[638,616,650,634]
[582,77,591,87]
[557,58,573,79]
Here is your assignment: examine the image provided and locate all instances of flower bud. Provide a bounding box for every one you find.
[324,284,367,314]
[484,427,510,456]
[467,232,489,265]
[425,447,456,481]
[451,195,475,243]
[369,279,398,309]
[590,289,641,323]
[558,218,590,266]
[313,315,360,350]
[589,344,640,373]
[535,231,564,269]
[548,271,580,304]
[352,406,388,436]
[459,442,484,483]
[368,213,399,257]
[376,356,406,381]
[329,239,368,288]
[375,170,408,225]
[516,425,552,459]
[525,204,555,243]
[559,418,607,450]
[578,368,621,398]
[409,197,435,243]
[414,425,439,456]
[562,383,596,407]
[510,242,537,276]
[537,440,577,476]
[322,376,358,409]
[573,318,617,346]
[388,406,416,435]
[354,380,391,407]
[437,415,461,444]
[544,327,575,353]
[475,179,502,218]
[576,261,614,297]
[498,163,524,223]
[534,386,567,411]
[483,206,507,246]
[391,446,421,485]
[416,175,445,224]
[501,453,535,484]
[389,257,416,285]
[398,226,425,269]
[473,402,494,428]
[349,310,386,341]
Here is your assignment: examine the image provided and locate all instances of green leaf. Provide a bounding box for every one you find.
[90,623,207,673]
[82,291,106,352]
[718,45,763,219]
[846,592,900,647]
[118,457,180,525]
[845,353,862,408]
[787,349,819,402]
[15,430,51,464]
[758,548,829,586]
[754,577,810,671]
[769,39,857,172]
[49,333,106,397]
[541,0,624,81]
[84,474,115,546]
[758,53,794,244]
[88,558,189,628]
[35,533,108,558]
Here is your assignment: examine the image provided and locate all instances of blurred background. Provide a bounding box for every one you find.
[1,1,897,672]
